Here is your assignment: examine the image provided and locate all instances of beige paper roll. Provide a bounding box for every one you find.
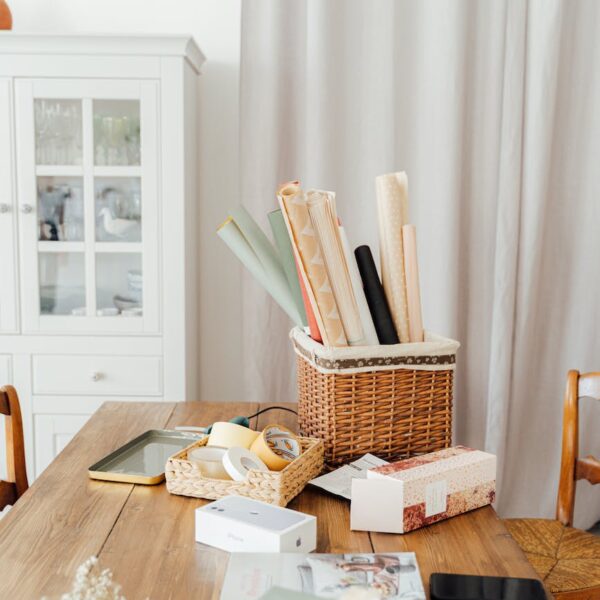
[402,224,424,343]
[279,184,347,347]
[307,190,364,346]
[250,424,301,471]
[207,422,260,449]
[376,172,410,343]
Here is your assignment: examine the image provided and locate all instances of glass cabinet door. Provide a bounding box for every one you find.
[16,79,158,333]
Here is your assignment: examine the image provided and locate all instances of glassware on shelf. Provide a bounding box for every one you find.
[96,253,142,317]
[34,99,83,166]
[93,100,140,166]
[37,177,84,242]
[39,253,85,315]
[95,177,142,242]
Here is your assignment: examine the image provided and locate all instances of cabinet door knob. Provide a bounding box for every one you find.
[0,203,11,214]
[90,371,104,382]
[20,204,34,214]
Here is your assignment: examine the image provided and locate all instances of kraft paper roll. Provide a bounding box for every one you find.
[376,172,410,343]
[187,446,231,480]
[339,226,379,346]
[207,422,260,449]
[250,424,301,471]
[268,209,307,326]
[354,245,399,345]
[217,217,303,326]
[402,224,424,343]
[223,447,269,481]
[279,183,347,347]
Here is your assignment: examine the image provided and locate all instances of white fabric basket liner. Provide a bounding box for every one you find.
[291,326,460,374]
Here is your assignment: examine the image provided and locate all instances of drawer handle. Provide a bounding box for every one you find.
[21,204,34,214]
[90,371,104,382]
[0,203,11,214]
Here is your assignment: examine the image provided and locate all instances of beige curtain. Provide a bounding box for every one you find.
[239,0,600,528]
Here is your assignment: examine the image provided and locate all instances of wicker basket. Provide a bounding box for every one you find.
[292,327,460,467]
[165,434,324,506]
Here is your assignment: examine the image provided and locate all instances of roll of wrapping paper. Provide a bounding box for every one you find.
[268,209,307,326]
[217,217,304,326]
[339,226,379,346]
[402,224,424,342]
[296,254,322,342]
[277,182,323,342]
[278,182,347,347]
[376,172,410,343]
[306,190,364,345]
[250,424,301,471]
[354,245,399,345]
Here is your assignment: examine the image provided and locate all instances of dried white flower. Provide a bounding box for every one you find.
[42,556,127,600]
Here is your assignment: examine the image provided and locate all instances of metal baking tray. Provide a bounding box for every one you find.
[88,429,204,485]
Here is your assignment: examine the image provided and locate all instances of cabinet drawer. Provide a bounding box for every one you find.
[32,355,162,396]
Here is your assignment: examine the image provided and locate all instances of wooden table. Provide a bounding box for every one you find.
[0,401,542,599]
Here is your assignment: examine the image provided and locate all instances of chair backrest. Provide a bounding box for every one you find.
[556,370,600,526]
[0,385,28,511]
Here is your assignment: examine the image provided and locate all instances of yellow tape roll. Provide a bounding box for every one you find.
[250,424,301,471]
[207,422,260,449]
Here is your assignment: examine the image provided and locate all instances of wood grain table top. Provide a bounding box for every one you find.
[0,401,542,599]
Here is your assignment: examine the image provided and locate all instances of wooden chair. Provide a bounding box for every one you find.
[0,385,28,511]
[505,370,600,599]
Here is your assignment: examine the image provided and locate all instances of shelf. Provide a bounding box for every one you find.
[94,166,141,178]
[36,166,84,177]
[38,241,85,253]
[94,242,142,253]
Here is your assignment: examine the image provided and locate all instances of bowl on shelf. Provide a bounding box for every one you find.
[113,294,141,311]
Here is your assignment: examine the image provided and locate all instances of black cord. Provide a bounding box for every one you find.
[246,406,298,420]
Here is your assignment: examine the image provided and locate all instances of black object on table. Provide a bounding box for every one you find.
[429,573,547,600]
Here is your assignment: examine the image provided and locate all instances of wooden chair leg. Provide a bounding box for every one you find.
[2,385,28,500]
[556,371,579,526]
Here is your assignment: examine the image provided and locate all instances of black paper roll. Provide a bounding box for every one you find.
[354,245,400,345]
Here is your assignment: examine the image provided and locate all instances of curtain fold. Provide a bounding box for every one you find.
[239,0,600,528]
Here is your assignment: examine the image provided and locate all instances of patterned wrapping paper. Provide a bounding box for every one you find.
[279,184,347,347]
[367,446,496,533]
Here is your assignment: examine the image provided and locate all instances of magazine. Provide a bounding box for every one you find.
[220,552,425,600]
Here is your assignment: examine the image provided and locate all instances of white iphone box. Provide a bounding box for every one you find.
[195,496,317,553]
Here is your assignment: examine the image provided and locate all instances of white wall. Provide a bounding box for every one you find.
[10,0,244,401]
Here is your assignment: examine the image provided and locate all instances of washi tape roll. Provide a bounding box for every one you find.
[207,422,260,449]
[223,447,269,481]
[187,446,231,480]
[250,424,301,471]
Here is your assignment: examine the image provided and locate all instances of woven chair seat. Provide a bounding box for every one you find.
[505,518,600,598]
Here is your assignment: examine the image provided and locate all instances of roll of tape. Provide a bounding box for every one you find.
[223,447,269,481]
[207,422,260,449]
[250,424,301,471]
[187,446,231,480]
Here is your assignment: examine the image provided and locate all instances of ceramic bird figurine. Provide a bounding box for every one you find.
[99,207,139,239]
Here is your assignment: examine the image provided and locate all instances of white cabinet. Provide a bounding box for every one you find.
[34,414,91,477]
[0,34,204,478]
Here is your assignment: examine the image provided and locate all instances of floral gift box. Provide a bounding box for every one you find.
[350,446,496,534]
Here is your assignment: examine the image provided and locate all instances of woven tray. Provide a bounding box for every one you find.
[292,327,459,467]
[165,435,324,506]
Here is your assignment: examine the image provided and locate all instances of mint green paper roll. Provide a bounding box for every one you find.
[218,217,303,326]
[268,209,307,326]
